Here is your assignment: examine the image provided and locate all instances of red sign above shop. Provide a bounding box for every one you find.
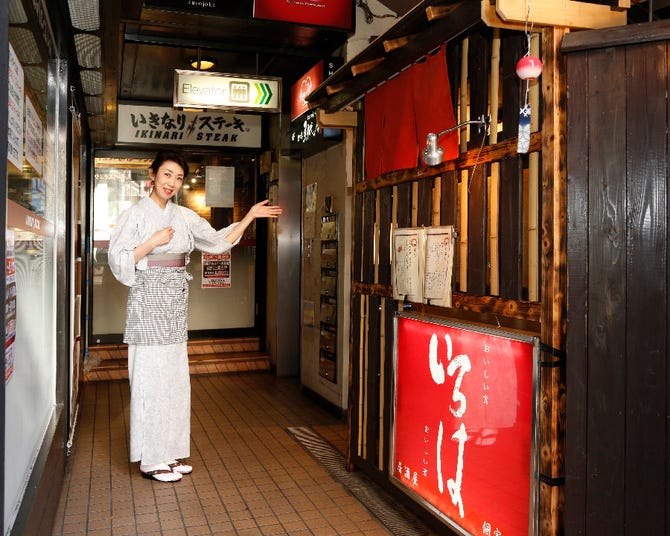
[391,314,539,536]
[253,0,354,31]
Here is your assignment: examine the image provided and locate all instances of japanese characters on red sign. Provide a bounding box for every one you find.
[391,314,538,536]
[253,0,353,31]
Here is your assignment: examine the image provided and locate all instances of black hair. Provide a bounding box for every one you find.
[149,150,189,178]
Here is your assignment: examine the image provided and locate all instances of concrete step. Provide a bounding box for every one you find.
[83,338,271,381]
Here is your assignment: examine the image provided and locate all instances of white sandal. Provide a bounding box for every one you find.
[140,463,182,482]
[168,459,193,475]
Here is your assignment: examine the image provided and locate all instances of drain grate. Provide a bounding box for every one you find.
[287,426,435,536]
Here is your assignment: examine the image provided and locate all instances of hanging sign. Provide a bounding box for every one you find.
[174,70,281,112]
[117,104,262,147]
[391,313,540,536]
[253,0,354,31]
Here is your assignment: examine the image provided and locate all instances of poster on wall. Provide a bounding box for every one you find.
[7,43,24,172]
[391,313,540,536]
[5,230,16,383]
[24,96,44,175]
[205,166,235,207]
[202,252,231,288]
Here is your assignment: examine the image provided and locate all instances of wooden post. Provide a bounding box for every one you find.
[539,26,567,536]
[459,38,469,292]
[528,32,542,302]
[489,29,501,296]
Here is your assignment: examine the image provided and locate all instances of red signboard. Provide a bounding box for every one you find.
[253,0,354,31]
[391,314,539,535]
[291,60,324,121]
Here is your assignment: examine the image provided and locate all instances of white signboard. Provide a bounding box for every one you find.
[24,97,43,175]
[7,43,24,171]
[205,166,235,207]
[117,104,262,147]
[174,70,281,112]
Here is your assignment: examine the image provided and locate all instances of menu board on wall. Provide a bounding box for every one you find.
[391,314,539,536]
[392,226,455,305]
[7,43,24,172]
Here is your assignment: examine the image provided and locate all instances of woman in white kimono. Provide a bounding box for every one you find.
[108,150,282,482]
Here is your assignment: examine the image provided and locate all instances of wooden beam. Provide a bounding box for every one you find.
[539,26,568,536]
[316,110,358,128]
[425,4,458,21]
[383,35,416,53]
[351,57,385,77]
[496,0,627,29]
[481,0,530,30]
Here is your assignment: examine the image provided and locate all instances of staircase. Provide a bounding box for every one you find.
[83,337,272,381]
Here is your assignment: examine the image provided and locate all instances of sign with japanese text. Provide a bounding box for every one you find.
[254,0,354,31]
[25,96,44,175]
[202,252,231,288]
[290,58,343,121]
[117,104,261,147]
[7,43,24,172]
[174,70,281,112]
[391,314,539,536]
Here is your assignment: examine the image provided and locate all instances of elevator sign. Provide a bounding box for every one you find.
[174,70,281,112]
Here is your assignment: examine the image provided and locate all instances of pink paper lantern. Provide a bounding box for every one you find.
[516,55,543,80]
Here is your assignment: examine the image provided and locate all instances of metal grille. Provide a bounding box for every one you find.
[288,426,436,536]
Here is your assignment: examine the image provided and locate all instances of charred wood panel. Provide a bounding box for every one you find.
[565,49,589,536]
[499,157,523,298]
[378,188,393,286]
[584,46,627,534]
[468,163,489,295]
[416,178,433,227]
[623,40,668,532]
[365,295,382,468]
[362,191,376,284]
[353,191,363,282]
[396,182,413,228]
[500,32,526,141]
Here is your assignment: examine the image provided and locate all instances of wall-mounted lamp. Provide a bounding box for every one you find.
[422,115,490,166]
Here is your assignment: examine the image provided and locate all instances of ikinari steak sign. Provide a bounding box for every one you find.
[116,104,262,148]
[391,314,540,536]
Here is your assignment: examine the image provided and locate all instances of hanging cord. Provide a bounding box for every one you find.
[467,130,489,193]
[523,1,535,105]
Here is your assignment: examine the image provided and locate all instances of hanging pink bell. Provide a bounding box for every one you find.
[516,55,543,80]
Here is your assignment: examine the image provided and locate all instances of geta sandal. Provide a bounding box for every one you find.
[168,459,193,475]
[141,468,182,482]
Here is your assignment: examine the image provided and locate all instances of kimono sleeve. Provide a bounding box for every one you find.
[108,206,142,286]
[181,207,241,254]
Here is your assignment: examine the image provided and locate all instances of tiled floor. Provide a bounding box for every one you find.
[51,372,427,535]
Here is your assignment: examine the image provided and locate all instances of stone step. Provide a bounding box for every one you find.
[83,338,271,381]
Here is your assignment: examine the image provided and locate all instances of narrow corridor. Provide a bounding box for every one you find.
[51,372,436,535]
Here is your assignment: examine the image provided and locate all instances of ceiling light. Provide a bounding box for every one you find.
[189,56,216,71]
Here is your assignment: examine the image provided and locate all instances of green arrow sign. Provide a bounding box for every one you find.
[255,82,273,105]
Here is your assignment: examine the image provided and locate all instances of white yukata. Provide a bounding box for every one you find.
[108,196,239,466]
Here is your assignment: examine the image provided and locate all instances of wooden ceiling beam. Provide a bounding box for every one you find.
[496,0,627,29]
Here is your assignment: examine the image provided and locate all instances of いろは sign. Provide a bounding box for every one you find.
[391,314,539,535]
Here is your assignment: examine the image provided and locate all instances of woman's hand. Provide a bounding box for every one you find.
[248,200,283,219]
[151,226,175,247]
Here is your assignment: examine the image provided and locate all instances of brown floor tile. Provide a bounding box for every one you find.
[51,373,432,536]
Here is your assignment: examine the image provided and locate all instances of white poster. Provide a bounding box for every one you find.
[24,96,43,175]
[7,43,24,171]
[205,166,235,207]
[117,104,262,148]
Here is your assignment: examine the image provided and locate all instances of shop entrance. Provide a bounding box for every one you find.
[90,150,267,345]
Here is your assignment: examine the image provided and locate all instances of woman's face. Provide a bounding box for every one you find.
[149,160,184,205]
